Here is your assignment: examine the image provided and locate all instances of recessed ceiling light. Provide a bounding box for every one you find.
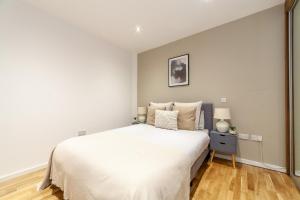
[202,0,212,2]
[135,25,142,33]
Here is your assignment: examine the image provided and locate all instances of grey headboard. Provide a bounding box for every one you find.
[201,103,213,131]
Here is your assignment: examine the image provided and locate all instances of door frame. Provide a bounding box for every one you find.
[286,0,300,188]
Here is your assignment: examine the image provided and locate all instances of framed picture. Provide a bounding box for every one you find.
[168,54,189,87]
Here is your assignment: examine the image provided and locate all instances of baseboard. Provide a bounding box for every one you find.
[0,162,47,183]
[295,170,300,176]
[215,154,286,173]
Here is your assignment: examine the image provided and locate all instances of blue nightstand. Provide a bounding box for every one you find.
[209,130,238,168]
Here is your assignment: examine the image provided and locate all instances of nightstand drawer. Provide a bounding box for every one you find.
[210,132,237,145]
[210,140,236,154]
[210,131,237,154]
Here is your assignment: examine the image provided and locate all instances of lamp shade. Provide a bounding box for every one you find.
[137,107,147,115]
[214,108,231,120]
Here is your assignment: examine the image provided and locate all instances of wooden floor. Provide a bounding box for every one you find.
[0,158,299,200]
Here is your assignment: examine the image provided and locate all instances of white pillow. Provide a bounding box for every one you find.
[199,110,205,130]
[150,102,174,111]
[174,101,203,130]
[155,110,178,130]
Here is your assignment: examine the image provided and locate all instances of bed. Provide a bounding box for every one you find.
[38,103,213,200]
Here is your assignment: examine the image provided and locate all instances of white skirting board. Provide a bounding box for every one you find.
[0,163,47,183]
[215,154,287,173]
[295,171,300,176]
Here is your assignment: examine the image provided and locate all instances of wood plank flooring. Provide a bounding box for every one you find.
[0,158,299,200]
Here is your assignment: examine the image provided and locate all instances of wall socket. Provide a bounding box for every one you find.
[238,133,249,140]
[238,133,263,142]
[78,130,87,136]
[250,134,263,142]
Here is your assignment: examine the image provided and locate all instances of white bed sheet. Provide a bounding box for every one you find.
[38,124,210,200]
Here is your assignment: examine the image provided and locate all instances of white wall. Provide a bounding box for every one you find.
[0,0,134,179]
[131,53,138,119]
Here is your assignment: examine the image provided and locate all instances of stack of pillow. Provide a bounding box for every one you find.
[146,101,204,131]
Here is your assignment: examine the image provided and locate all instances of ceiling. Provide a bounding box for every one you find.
[25,0,284,53]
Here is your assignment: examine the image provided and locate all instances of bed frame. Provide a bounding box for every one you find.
[190,103,213,181]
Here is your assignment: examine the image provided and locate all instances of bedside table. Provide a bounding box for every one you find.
[209,130,238,168]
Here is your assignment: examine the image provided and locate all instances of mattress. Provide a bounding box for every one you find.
[38,124,210,200]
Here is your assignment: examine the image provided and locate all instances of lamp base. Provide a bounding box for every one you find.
[138,115,146,123]
[216,120,229,133]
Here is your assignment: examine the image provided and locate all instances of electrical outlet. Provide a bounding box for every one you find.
[238,133,249,140]
[78,130,87,136]
[250,134,263,142]
[257,135,263,142]
[220,97,227,103]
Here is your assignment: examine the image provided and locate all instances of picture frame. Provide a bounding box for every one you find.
[168,54,189,87]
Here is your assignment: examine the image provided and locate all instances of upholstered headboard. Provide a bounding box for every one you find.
[201,103,213,131]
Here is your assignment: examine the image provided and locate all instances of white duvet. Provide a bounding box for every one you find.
[38,124,210,200]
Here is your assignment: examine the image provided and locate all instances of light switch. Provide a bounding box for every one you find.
[220,97,227,103]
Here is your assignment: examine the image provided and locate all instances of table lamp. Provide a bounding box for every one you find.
[214,108,231,132]
[137,107,147,123]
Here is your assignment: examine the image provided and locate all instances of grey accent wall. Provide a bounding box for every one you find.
[138,5,285,167]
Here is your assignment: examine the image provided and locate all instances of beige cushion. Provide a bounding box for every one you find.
[155,110,178,130]
[173,105,196,131]
[174,101,202,129]
[150,102,174,111]
[146,106,166,126]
